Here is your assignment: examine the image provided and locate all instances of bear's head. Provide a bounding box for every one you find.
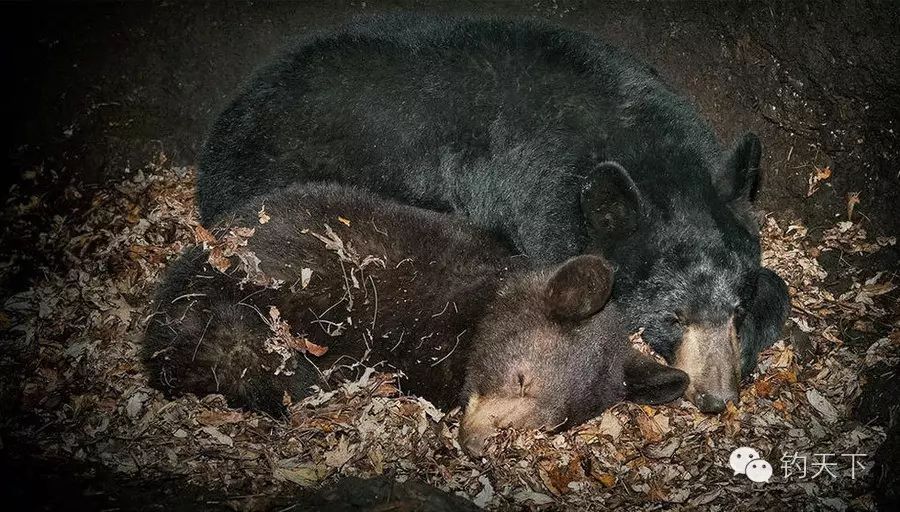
[458,254,689,456]
[579,134,789,414]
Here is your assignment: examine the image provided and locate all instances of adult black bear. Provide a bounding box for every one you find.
[197,14,789,412]
[143,183,687,455]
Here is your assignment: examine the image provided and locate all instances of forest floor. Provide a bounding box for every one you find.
[1,1,898,510]
[0,159,895,510]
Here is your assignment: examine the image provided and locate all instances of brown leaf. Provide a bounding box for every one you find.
[304,339,329,357]
[754,378,775,398]
[231,227,256,239]
[773,399,787,412]
[199,425,233,446]
[397,401,420,418]
[197,410,244,427]
[207,246,232,272]
[593,472,616,488]
[636,412,664,443]
[807,165,832,197]
[644,437,681,459]
[193,225,217,244]
[372,373,401,397]
[538,458,584,497]
[588,410,622,441]
[847,192,860,221]
[273,464,328,486]
[775,370,798,384]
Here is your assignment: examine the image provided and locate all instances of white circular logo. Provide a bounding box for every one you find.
[745,459,773,483]
[729,446,760,475]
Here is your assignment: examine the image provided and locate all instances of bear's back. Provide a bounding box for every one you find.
[144,183,518,412]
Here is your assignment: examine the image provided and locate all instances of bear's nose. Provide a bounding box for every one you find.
[695,392,738,413]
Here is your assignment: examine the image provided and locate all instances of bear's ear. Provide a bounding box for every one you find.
[545,255,614,321]
[623,352,689,404]
[717,132,762,203]
[581,162,644,246]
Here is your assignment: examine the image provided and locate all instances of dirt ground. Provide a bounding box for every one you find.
[1,1,898,511]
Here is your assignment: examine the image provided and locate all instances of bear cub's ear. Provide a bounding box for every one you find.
[545,254,614,321]
[718,132,763,203]
[581,161,644,246]
[623,352,689,404]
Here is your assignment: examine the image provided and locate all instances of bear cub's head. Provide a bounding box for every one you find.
[459,255,688,456]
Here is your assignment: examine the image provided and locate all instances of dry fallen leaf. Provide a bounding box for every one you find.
[593,472,616,489]
[273,464,329,486]
[7,162,894,512]
[199,425,234,447]
[304,339,329,357]
[807,165,832,197]
[300,267,313,289]
[193,225,217,244]
[538,456,584,496]
[324,435,355,468]
[846,191,860,221]
[644,437,681,459]
[636,411,665,443]
[197,409,244,427]
[596,410,623,440]
[806,388,839,423]
[472,475,495,508]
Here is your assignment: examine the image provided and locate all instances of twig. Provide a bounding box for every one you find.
[237,300,271,327]
[302,351,327,384]
[191,315,214,361]
[314,294,347,320]
[431,329,466,367]
[171,292,206,303]
[176,300,198,323]
[390,330,406,352]
[416,332,435,350]
[431,301,451,318]
[237,287,268,305]
[339,259,354,311]
[211,364,220,392]
[369,274,378,331]
[370,217,387,236]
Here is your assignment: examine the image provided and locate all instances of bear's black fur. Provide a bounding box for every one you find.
[196,14,789,412]
[143,183,687,453]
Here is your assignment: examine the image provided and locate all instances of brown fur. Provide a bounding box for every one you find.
[143,183,688,453]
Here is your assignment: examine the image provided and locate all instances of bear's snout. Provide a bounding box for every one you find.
[458,393,545,456]
[674,320,742,413]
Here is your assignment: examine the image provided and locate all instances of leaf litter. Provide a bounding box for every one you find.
[0,160,896,511]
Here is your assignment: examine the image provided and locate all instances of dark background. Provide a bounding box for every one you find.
[4,1,899,243]
[1,1,898,509]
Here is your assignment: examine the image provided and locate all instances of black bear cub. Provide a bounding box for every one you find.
[143,183,687,454]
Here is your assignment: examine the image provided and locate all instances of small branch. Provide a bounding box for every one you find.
[191,315,214,361]
[431,329,467,367]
